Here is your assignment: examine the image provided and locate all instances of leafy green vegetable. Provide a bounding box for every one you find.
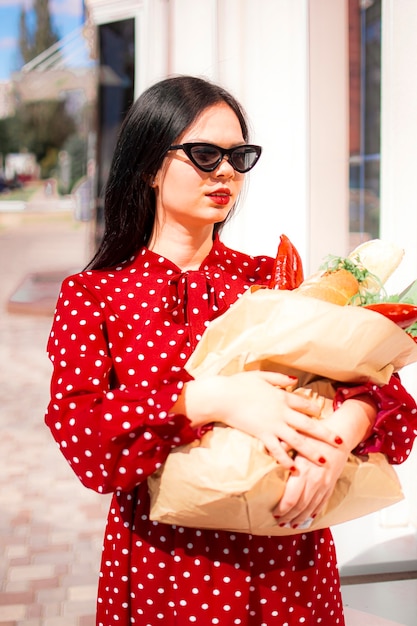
[319,254,371,283]
[405,321,417,336]
[320,254,386,304]
[359,292,396,305]
[319,253,417,310]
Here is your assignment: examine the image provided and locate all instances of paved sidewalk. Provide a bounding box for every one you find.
[0,208,111,625]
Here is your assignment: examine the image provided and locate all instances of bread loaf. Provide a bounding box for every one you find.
[295,269,359,306]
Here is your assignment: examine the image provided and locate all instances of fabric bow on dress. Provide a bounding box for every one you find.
[164,269,229,348]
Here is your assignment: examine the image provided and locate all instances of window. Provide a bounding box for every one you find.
[349,0,381,247]
[93,17,135,246]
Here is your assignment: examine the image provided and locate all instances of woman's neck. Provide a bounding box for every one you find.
[148,225,215,271]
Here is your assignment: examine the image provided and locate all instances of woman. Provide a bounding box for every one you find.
[45,75,417,625]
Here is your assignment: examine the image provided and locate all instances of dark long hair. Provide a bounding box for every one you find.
[87,75,250,270]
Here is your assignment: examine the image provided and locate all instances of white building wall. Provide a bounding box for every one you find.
[157,0,349,275]
[379,0,417,527]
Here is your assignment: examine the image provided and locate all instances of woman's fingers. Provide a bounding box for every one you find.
[284,389,323,418]
[256,370,299,390]
[269,414,344,466]
[258,433,296,469]
[273,448,348,526]
[273,468,328,526]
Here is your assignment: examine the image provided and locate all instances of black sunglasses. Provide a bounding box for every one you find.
[167,142,262,173]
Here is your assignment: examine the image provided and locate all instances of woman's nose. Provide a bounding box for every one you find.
[214,156,235,177]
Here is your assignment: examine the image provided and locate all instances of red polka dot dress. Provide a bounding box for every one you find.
[45,237,417,625]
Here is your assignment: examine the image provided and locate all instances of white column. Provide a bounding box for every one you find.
[380,0,417,292]
[219,0,311,264]
[136,0,170,94]
[219,0,349,278]
[307,0,349,271]
[380,0,417,527]
[167,0,218,79]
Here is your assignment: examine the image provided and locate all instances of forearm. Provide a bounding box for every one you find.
[170,377,224,429]
[323,395,377,451]
[333,376,417,463]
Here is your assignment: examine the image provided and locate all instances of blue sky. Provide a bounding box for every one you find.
[0,0,84,80]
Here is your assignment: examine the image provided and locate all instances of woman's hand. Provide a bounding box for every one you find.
[174,371,344,469]
[272,395,378,527]
[272,441,350,528]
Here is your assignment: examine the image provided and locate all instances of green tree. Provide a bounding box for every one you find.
[0,117,21,156]
[19,0,60,66]
[61,133,88,192]
[17,100,77,177]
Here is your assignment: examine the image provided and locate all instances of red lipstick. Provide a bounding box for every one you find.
[207,188,231,206]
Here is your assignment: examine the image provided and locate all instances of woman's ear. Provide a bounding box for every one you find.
[142,173,157,188]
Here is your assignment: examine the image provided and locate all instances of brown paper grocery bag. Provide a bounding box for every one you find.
[148,384,404,535]
[149,289,413,534]
[148,425,403,535]
[186,288,417,385]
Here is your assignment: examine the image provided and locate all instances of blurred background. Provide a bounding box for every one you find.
[0,1,416,624]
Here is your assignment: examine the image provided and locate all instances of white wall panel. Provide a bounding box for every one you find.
[308,0,349,271]
[168,0,218,79]
[379,0,417,526]
[219,0,311,263]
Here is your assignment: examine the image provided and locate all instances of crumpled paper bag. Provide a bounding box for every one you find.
[148,383,404,535]
[186,287,417,385]
[148,288,415,534]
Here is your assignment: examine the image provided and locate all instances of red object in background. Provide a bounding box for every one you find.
[364,302,417,329]
[269,234,304,290]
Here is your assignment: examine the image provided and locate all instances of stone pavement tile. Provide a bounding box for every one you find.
[67,587,97,603]
[8,557,31,568]
[29,578,61,592]
[32,550,74,567]
[43,619,83,626]
[36,586,66,603]
[2,582,29,594]
[0,604,26,620]
[0,591,34,604]
[63,600,99,617]
[43,602,61,619]
[8,565,55,584]
[25,604,42,619]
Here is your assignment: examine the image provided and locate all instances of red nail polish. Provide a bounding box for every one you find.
[288,376,298,380]
[292,524,299,529]
[290,465,297,473]
[334,436,343,445]
[318,456,326,464]
[279,523,286,527]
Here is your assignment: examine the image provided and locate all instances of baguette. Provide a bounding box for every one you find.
[348,239,404,292]
[295,269,359,306]
[294,239,404,306]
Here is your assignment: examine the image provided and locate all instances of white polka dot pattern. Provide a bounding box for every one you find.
[45,237,417,625]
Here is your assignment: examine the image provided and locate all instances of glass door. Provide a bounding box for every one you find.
[93,17,135,248]
[349,0,381,249]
